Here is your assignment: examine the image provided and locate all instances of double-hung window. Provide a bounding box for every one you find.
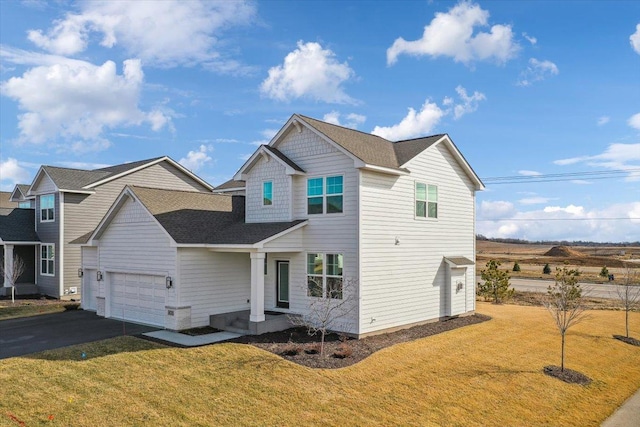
[263,181,273,206]
[416,182,438,218]
[41,244,55,276]
[40,194,55,222]
[307,176,343,215]
[306,253,344,299]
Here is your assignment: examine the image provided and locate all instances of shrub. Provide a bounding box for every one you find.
[333,343,353,359]
[304,343,321,354]
[281,342,301,356]
[599,266,609,278]
[543,264,552,274]
[478,260,513,303]
[513,262,521,272]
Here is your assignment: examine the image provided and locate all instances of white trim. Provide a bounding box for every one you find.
[212,185,245,194]
[85,157,214,191]
[59,191,64,296]
[262,180,273,207]
[305,174,345,217]
[40,243,55,276]
[39,194,55,223]
[28,167,58,196]
[414,181,438,220]
[357,163,410,176]
[234,145,305,181]
[356,169,363,336]
[254,220,308,247]
[0,241,41,245]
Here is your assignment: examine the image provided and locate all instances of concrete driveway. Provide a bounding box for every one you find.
[0,310,159,359]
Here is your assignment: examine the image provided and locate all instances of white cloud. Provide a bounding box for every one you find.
[250,128,279,146]
[554,143,640,181]
[371,100,444,141]
[597,116,610,126]
[479,200,516,220]
[387,1,519,65]
[322,111,367,129]
[628,112,640,130]
[518,170,541,176]
[56,161,111,169]
[179,145,213,171]
[477,201,640,242]
[371,85,485,140]
[26,0,257,68]
[452,85,486,119]
[260,41,356,104]
[522,32,537,45]
[517,58,559,86]
[0,158,31,188]
[1,58,171,151]
[631,24,640,55]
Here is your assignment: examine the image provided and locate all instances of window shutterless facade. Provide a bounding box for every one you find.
[307,175,343,215]
[263,181,273,206]
[306,253,344,299]
[41,244,55,276]
[415,182,438,218]
[40,194,55,222]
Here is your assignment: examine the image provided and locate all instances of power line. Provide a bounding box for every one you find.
[477,217,635,222]
[481,168,640,184]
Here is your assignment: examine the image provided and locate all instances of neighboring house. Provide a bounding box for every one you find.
[10,157,213,299]
[0,207,39,294]
[8,185,35,209]
[0,191,19,208]
[76,114,484,337]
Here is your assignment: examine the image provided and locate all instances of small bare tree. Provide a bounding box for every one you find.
[615,266,640,339]
[289,278,357,357]
[543,266,588,372]
[1,254,26,304]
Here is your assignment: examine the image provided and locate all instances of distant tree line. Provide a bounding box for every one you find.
[476,235,640,247]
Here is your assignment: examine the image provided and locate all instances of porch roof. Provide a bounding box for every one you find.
[0,208,39,243]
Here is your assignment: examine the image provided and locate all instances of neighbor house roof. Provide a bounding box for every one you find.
[213,179,246,192]
[28,156,213,195]
[76,186,306,246]
[0,208,39,243]
[0,192,18,208]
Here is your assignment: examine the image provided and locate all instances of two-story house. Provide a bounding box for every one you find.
[6,157,213,299]
[76,114,484,337]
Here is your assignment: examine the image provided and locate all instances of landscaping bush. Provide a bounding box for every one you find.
[599,266,609,278]
[281,342,302,356]
[543,263,552,274]
[304,343,321,354]
[513,261,521,272]
[332,343,353,359]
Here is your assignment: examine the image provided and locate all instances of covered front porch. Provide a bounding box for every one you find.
[1,243,39,297]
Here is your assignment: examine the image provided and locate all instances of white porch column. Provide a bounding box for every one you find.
[249,252,266,322]
[3,244,14,287]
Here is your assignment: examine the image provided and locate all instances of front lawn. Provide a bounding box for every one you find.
[1,303,638,426]
[0,298,79,320]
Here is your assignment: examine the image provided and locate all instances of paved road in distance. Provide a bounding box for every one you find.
[477,277,625,299]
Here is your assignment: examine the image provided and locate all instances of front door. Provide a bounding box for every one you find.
[276,261,289,308]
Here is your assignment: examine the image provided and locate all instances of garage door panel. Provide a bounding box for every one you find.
[109,273,165,327]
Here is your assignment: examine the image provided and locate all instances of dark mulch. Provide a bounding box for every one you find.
[227,314,490,369]
[613,335,640,346]
[181,326,223,336]
[543,365,592,385]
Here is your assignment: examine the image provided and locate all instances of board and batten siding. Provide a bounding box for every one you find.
[64,162,209,295]
[271,127,360,334]
[178,249,251,327]
[245,156,291,223]
[95,197,177,308]
[359,142,477,335]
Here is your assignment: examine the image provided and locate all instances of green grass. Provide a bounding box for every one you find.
[0,301,79,320]
[0,303,639,426]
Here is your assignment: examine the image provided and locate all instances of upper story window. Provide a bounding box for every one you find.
[263,181,273,206]
[18,201,31,209]
[41,244,55,276]
[306,253,343,299]
[40,194,55,222]
[416,183,438,219]
[307,175,343,215]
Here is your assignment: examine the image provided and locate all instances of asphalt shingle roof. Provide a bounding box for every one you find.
[214,179,246,191]
[16,185,31,196]
[130,186,305,245]
[0,192,18,209]
[0,208,39,242]
[263,146,305,172]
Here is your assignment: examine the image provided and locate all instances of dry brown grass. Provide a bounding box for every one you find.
[1,303,639,426]
[0,299,79,320]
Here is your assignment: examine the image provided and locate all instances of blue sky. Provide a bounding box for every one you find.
[1,0,639,242]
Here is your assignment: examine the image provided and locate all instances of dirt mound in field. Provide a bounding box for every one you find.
[544,246,585,258]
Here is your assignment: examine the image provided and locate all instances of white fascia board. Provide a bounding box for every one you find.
[27,167,58,196]
[358,163,409,176]
[9,186,24,201]
[58,189,96,195]
[234,145,305,179]
[1,241,41,245]
[212,186,245,194]
[253,220,308,248]
[435,136,485,191]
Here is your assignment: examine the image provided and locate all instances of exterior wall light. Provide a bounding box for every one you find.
[166,276,173,289]
[78,268,83,277]
[96,271,103,281]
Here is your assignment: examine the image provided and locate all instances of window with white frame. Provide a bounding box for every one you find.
[307,176,343,215]
[263,181,273,206]
[40,194,55,222]
[306,253,344,299]
[416,182,438,218]
[41,244,55,276]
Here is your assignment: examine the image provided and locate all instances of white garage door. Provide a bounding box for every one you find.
[83,268,98,311]
[109,272,166,327]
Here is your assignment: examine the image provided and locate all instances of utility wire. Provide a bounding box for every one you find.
[477,217,635,222]
[481,168,640,184]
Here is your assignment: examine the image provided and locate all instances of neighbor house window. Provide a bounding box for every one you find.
[416,183,437,218]
[307,253,343,299]
[18,201,31,209]
[40,194,54,222]
[307,176,343,215]
[263,181,273,206]
[41,244,54,276]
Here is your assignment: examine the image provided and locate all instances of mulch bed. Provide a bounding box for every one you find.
[613,335,640,346]
[181,326,223,336]
[543,365,592,385]
[227,314,490,369]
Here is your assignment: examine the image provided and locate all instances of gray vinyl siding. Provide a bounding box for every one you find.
[359,142,477,334]
[63,162,209,296]
[34,192,60,296]
[178,249,251,327]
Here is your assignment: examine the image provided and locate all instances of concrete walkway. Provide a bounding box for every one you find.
[601,387,640,427]
[143,330,243,346]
